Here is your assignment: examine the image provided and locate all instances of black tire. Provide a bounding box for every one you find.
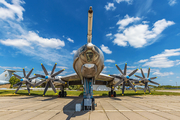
[108,91,111,97]
[64,91,67,97]
[59,92,61,97]
[92,101,95,110]
[114,91,116,97]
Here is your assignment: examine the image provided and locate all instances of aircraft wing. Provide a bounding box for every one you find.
[96,73,114,81]
[61,73,80,81]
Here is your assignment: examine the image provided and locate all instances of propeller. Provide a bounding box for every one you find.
[13,68,37,95]
[110,63,139,95]
[34,63,65,96]
[134,68,160,94]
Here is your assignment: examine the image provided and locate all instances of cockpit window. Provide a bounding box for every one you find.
[86,50,93,62]
[80,45,87,53]
[94,46,99,53]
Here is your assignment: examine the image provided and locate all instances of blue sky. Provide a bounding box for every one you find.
[0,0,180,86]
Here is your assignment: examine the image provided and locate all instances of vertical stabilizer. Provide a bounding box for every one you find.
[87,6,93,43]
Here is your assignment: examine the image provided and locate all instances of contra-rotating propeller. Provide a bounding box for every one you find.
[110,63,139,95]
[13,68,37,95]
[34,63,65,96]
[134,68,160,94]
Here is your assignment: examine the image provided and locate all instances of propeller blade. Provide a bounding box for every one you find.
[34,74,45,78]
[129,78,139,83]
[115,64,124,75]
[109,75,122,79]
[128,68,138,77]
[51,63,57,75]
[26,68,34,78]
[23,68,26,78]
[43,81,50,95]
[122,82,125,95]
[13,82,22,87]
[26,80,35,87]
[49,80,57,93]
[29,76,38,80]
[134,75,143,79]
[14,83,22,94]
[144,82,148,93]
[124,63,127,75]
[113,79,123,88]
[147,86,151,93]
[41,63,48,75]
[51,69,65,77]
[147,68,150,78]
[128,80,136,92]
[54,79,65,84]
[149,80,159,85]
[13,73,22,79]
[140,68,145,78]
[26,83,30,94]
[150,77,157,80]
[34,79,46,87]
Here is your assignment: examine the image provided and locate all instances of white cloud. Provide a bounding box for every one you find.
[0,66,23,70]
[0,31,65,49]
[70,50,77,55]
[169,80,172,81]
[105,59,115,63]
[56,66,68,69]
[143,48,180,68]
[116,15,141,30]
[127,66,136,68]
[115,0,133,4]
[0,39,30,47]
[67,38,74,43]
[0,0,25,21]
[138,59,148,63]
[152,70,174,76]
[168,0,177,6]
[113,19,175,48]
[100,44,112,54]
[177,76,180,78]
[104,3,116,11]
[106,33,112,36]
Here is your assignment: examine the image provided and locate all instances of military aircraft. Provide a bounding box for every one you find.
[33,6,140,110]
[0,69,22,85]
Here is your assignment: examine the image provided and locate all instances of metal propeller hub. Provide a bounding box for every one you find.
[148,78,151,81]
[126,76,129,79]
[20,79,23,82]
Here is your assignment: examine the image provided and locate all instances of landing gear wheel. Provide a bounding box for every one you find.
[113,91,116,97]
[108,91,111,97]
[58,91,67,97]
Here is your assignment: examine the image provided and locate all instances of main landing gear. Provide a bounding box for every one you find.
[109,86,116,97]
[58,86,67,97]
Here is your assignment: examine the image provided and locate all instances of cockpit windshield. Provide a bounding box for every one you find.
[86,50,93,62]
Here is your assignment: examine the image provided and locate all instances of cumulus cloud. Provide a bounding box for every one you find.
[67,38,74,43]
[70,50,77,55]
[116,15,141,30]
[138,59,148,63]
[142,48,180,68]
[105,59,115,63]
[168,0,177,6]
[152,70,174,76]
[104,2,116,11]
[0,31,65,49]
[0,66,23,70]
[115,0,133,4]
[100,44,112,54]
[113,18,175,48]
[0,0,25,21]
[106,33,112,36]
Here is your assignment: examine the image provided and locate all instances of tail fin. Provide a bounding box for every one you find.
[0,69,22,85]
[87,6,93,43]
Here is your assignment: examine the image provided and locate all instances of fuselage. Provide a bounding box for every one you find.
[73,43,104,80]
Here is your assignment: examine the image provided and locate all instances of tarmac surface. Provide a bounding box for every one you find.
[0,95,180,120]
